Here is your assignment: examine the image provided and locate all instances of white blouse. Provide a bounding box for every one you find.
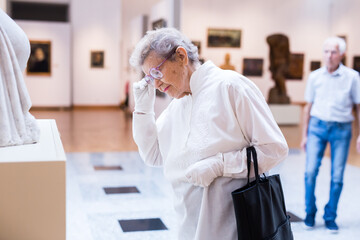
[133,61,288,240]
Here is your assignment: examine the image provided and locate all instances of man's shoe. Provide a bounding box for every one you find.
[304,214,315,229]
[325,220,339,233]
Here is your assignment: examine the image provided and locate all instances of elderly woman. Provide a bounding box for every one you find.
[130,28,288,240]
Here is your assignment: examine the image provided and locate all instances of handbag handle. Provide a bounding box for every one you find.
[246,146,260,185]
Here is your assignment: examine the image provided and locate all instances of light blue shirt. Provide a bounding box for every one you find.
[305,64,360,122]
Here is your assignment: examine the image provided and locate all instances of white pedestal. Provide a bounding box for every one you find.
[269,104,301,125]
[0,119,66,240]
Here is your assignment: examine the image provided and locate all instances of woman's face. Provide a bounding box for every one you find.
[142,48,192,99]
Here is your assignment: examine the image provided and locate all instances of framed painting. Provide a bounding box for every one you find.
[207,28,241,48]
[192,41,201,55]
[152,18,167,30]
[26,40,51,76]
[242,58,263,76]
[286,53,304,80]
[310,61,321,71]
[90,51,104,68]
[338,35,347,66]
[353,56,360,73]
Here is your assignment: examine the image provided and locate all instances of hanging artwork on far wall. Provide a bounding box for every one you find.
[90,51,104,68]
[337,35,347,66]
[242,58,263,76]
[192,41,201,55]
[152,18,167,30]
[286,53,304,80]
[310,61,321,71]
[207,28,241,48]
[353,56,360,73]
[26,40,51,76]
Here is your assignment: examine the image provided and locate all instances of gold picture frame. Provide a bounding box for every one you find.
[207,28,241,48]
[26,40,51,76]
[90,51,105,68]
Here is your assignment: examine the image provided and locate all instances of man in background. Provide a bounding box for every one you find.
[301,36,360,232]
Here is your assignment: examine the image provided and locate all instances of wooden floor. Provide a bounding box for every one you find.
[30,108,360,167]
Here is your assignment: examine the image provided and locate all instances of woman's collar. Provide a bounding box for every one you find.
[189,61,216,95]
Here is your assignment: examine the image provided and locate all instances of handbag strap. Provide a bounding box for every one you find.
[246,146,260,184]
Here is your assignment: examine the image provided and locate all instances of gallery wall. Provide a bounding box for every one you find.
[17,20,71,106]
[125,0,178,116]
[71,0,121,106]
[125,15,145,112]
[181,0,360,103]
[9,0,71,107]
[331,0,360,55]
[5,0,360,107]
[0,0,6,11]
[12,0,122,107]
[150,0,178,117]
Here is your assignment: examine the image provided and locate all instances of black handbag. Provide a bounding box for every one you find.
[231,146,293,240]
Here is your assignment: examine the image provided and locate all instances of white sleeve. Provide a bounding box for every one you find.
[222,82,288,178]
[351,71,360,104]
[132,113,163,166]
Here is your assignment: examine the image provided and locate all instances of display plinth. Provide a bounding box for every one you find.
[0,119,66,240]
[269,104,301,125]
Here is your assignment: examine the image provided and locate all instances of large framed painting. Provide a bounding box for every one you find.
[90,51,104,68]
[242,58,263,76]
[152,18,167,30]
[286,53,304,80]
[26,40,51,76]
[207,28,241,48]
[353,56,360,73]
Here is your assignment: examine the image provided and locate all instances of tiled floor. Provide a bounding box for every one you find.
[66,150,360,240]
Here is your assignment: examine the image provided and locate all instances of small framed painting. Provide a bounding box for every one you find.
[26,40,51,76]
[90,51,104,68]
[242,58,263,76]
[310,61,321,71]
[192,41,201,55]
[152,18,167,30]
[353,56,360,73]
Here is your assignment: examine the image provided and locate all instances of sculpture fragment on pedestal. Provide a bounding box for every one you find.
[266,34,291,104]
[0,9,40,147]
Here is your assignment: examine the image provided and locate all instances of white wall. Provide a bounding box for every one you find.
[332,0,360,68]
[72,0,122,106]
[150,0,173,29]
[181,0,359,103]
[126,15,146,111]
[120,0,162,109]
[122,0,175,116]
[7,0,360,107]
[0,0,6,11]
[10,0,71,107]
[17,21,72,107]
[149,0,177,117]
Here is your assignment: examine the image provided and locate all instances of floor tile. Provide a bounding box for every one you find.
[103,186,140,194]
[287,211,303,222]
[94,165,123,171]
[119,218,168,232]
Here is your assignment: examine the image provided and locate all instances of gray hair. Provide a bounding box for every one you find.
[129,27,200,70]
[323,37,346,55]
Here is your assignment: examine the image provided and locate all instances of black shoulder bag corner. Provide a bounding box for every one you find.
[231,146,294,240]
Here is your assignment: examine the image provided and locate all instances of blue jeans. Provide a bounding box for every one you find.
[305,117,352,221]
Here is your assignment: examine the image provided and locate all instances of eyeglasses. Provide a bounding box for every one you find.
[144,47,178,86]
